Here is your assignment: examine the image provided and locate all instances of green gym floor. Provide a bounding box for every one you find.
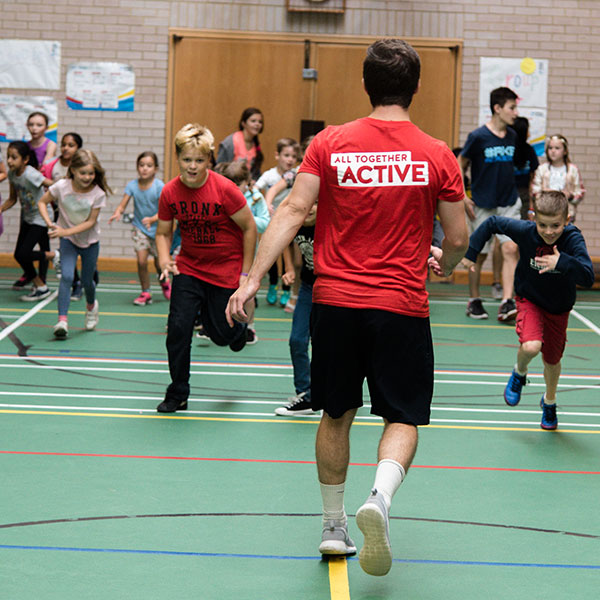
[0,270,598,599]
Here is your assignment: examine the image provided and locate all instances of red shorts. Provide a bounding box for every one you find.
[515,297,570,365]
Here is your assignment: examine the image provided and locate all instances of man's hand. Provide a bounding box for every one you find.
[226,277,261,326]
[464,196,476,221]
[535,246,560,274]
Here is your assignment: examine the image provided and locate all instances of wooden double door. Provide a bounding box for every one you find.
[165,30,462,178]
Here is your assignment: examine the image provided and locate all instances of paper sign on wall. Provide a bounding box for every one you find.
[66,62,135,111]
[0,95,58,143]
[479,57,549,155]
[0,40,61,90]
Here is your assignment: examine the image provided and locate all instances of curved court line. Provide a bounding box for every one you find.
[2,450,599,475]
[1,512,598,540]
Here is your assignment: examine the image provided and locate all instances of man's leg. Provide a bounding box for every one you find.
[355,422,418,576]
[316,409,357,556]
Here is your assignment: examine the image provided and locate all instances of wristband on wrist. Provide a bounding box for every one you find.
[241,272,249,277]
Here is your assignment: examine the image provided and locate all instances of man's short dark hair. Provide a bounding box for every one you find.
[363,39,420,109]
[490,87,518,113]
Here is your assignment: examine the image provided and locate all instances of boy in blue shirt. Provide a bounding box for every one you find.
[462,191,594,430]
[460,87,520,322]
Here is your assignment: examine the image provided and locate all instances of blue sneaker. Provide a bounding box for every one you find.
[280,290,290,308]
[540,396,558,430]
[266,284,278,305]
[504,369,526,406]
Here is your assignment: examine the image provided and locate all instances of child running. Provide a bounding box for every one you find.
[155,124,257,413]
[26,112,57,166]
[275,201,319,416]
[0,141,53,301]
[108,151,170,305]
[460,191,594,430]
[531,134,585,223]
[255,138,299,307]
[217,160,270,344]
[38,149,111,338]
[41,132,90,301]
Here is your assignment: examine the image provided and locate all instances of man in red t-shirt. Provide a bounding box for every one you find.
[226,40,468,576]
[155,123,257,413]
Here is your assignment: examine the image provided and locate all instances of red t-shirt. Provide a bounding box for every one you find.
[158,172,247,288]
[299,118,464,317]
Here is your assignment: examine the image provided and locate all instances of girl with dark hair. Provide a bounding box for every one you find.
[0,141,54,300]
[216,107,264,180]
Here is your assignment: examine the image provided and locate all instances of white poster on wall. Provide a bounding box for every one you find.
[479,57,549,155]
[66,62,135,111]
[0,40,61,90]
[0,95,58,143]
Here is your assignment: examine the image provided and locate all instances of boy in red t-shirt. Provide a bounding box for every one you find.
[155,124,257,413]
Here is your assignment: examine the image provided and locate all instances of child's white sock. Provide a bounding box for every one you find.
[373,459,406,510]
[320,481,346,522]
[515,363,527,377]
[542,394,556,406]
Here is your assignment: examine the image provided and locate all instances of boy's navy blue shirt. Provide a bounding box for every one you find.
[465,216,594,314]
[461,125,519,209]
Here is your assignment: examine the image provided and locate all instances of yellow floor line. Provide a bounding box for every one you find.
[0,409,599,433]
[328,557,351,600]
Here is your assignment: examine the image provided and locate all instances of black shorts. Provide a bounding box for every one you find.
[310,303,434,425]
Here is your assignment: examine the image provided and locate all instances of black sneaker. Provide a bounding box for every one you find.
[20,287,51,302]
[246,327,258,345]
[466,298,488,319]
[274,392,316,416]
[498,299,517,322]
[156,398,188,413]
[229,324,247,352]
[12,275,33,290]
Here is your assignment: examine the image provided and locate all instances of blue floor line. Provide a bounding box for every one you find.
[1,544,599,569]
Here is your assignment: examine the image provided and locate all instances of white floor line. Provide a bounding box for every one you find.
[0,290,58,341]
[571,309,600,336]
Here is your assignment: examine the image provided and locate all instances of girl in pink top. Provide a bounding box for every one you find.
[26,112,57,167]
[38,149,111,339]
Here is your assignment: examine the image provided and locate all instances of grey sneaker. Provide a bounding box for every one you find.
[318,518,356,556]
[491,282,503,300]
[356,488,392,576]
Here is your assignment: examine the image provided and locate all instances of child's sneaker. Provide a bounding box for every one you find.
[12,275,32,290]
[491,282,503,300]
[275,392,315,416]
[266,284,278,305]
[498,298,517,322]
[53,320,68,339]
[466,298,488,319]
[540,396,558,430]
[85,300,99,331]
[356,488,392,576]
[195,324,211,345]
[319,518,356,556]
[133,291,152,306]
[20,286,51,302]
[246,327,258,345]
[160,281,171,300]
[70,281,83,301]
[53,250,62,278]
[279,290,290,308]
[504,369,527,406]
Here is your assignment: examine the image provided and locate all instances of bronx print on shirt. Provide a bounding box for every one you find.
[331,151,429,187]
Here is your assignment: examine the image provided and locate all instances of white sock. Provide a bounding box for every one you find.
[373,459,405,510]
[543,394,556,406]
[515,363,527,377]
[37,285,48,292]
[320,481,346,522]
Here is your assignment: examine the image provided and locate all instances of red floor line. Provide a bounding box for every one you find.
[1,450,598,474]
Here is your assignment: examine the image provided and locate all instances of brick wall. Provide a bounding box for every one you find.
[1,0,599,261]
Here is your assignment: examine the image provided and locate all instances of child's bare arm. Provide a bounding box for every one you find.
[108,193,131,223]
